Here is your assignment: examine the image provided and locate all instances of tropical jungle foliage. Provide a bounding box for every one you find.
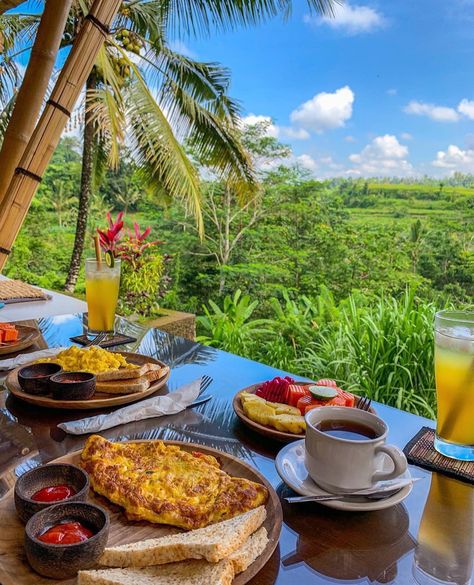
[4,127,474,418]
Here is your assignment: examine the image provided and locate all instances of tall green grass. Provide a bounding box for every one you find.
[297,290,437,418]
[197,287,442,418]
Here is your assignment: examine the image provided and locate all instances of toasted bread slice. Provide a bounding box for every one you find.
[96,362,163,382]
[96,366,169,395]
[99,506,266,567]
[78,559,234,585]
[228,527,268,573]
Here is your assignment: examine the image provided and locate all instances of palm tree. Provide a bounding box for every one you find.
[0,0,338,287]
[47,180,77,228]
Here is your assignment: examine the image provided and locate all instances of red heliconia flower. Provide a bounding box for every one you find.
[97,211,124,252]
[97,212,163,266]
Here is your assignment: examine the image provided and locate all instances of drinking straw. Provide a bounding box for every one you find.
[94,234,101,265]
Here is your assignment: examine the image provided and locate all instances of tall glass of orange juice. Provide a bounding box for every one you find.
[434,310,474,461]
[85,258,121,335]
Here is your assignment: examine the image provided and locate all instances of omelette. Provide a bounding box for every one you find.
[80,435,268,530]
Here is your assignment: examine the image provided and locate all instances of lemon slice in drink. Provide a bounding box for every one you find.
[105,250,115,268]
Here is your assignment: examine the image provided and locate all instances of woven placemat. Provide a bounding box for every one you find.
[70,333,137,349]
[404,426,474,484]
[0,280,48,303]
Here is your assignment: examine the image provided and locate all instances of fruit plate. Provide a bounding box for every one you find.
[233,382,376,443]
[0,440,282,585]
[0,325,41,356]
[5,351,170,410]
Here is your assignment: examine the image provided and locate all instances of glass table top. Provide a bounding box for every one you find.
[0,313,472,585]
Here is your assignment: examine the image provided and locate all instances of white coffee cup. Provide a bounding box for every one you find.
[305,406,407,493]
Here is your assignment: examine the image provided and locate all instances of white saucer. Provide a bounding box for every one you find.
[275,439,413,512]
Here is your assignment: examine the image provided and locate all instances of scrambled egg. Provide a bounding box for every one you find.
[39,346,136,374]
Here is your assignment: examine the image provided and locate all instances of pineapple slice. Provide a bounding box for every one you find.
[272,403,300,416]
[243,401,276,426]
[270,413,306,434]
[240,391,264,404]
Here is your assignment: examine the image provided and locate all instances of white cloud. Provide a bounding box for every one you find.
[241,115,310,141]
[386,88,397,96]
[432,144,474,172]
[296,154,318,172]
[404,100,460,122]
[348,134,413,176]
[400,132,413,140]
[290,86,355,133]
[305,3,386,35]
[279,127,310,140]
[241,114,280,138]
[458,99,474,119]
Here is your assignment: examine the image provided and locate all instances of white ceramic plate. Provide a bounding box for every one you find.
[275,439,413,512]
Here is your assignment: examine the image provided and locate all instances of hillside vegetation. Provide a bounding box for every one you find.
[4,139,473,418]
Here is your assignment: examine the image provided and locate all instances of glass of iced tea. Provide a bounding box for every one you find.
[85,258,121,336]
[434,310,474,460]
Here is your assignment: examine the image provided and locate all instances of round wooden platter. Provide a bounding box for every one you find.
[0,325,41,356]
[0,440,282,585]
[5,351,170,410]
[233,383,376,443]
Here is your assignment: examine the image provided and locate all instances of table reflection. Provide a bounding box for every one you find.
[413,475,474,585]
[279,484,415,583]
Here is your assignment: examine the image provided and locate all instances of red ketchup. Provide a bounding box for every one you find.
[31,484,76,503]
[37,521,94,544]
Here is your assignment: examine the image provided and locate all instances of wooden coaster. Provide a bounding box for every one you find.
[0,280,48,303]
[404,427,474,484]
[70,333,137,349]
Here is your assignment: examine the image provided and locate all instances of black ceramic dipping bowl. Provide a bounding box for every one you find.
[14,463,90,523]
[25,502,109,579]
[18,363,62,395]
[49,371,96,401]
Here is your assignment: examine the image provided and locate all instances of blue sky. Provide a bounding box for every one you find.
[175,0,474,178]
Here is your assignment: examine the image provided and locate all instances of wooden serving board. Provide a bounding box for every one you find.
[0,325,41,356]
[5,352,170,410]
[233,383,376,442]
[0,440,282,585]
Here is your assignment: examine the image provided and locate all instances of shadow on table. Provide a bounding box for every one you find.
[278,483,416,583]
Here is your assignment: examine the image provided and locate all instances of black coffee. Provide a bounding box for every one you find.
[316,419,379,441]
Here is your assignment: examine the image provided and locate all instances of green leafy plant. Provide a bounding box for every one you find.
[197,290,272,356]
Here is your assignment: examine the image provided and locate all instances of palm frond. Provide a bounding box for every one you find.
[87,85,125,170]
[160,77,256,195]
[123,56,203,234]
[0,13,40,105]
[142,43,240,122]
[0,92,15,144]
[87,45,127,168]
[114,2,164,43]
[1,13,39,45]
[155,0,339,37]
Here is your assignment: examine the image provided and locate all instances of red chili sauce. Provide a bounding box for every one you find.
[31,484,76,503]
[37,521,94,545]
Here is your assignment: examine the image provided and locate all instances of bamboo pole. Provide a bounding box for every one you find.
[0,0,122,271]
[0,0,73,205]
[0,0,26,15]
